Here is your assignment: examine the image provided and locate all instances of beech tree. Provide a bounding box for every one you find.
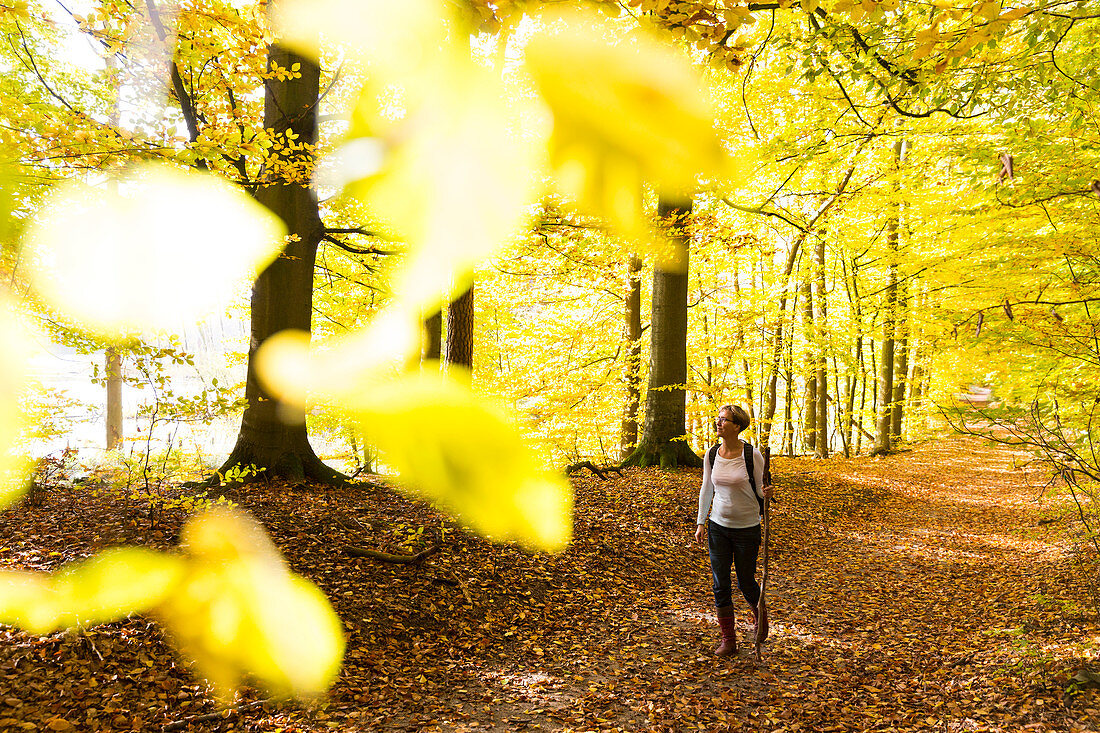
[215,44,344,484]
[622,199,702,468]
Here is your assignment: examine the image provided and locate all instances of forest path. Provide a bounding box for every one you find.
[0,437,1096,732]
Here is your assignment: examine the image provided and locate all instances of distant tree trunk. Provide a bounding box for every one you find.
[105,57,123,453]
[423,310,442,362]
[891,282,910,442]
[761,241,800,450]
[216,45,343,485]
[873,139,908,456]
[783,333,795,457]
[844,256,865,456]
[732,271,755,421]
[106,348,122,451]
[813,234,829,458]
[446,284,474,369]
[621,199,701,468]
[800,277,817,454]
[621,255,643,457]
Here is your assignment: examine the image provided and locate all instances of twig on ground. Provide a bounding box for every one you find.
[344,545,441,564]
[162,700,269,732]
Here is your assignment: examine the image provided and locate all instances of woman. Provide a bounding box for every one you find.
[694,404,772,657]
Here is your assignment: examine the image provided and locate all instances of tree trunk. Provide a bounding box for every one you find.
[761,236,803,450]
[732,271,755,421]
[891,283,909,442]
[621,256,643,457]
[445,284,475,369]
[800,277,817,454]
[423,310,442,362]
[813,233,829,458]
[783,333,795,457]
[106,348,122,451]
[872,139,908,456]
[621,199,701,468]
[216,46,343,486]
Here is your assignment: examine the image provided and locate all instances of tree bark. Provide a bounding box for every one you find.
[423,310,442,362]
[800,277,817,454]
[216,45,343,486]
[621,255,643,457]
[872,139,908,456]
[891,282,910,442]
[813,233,829,458]
[106,348,122,451]
[621,199,701,468]
[445,284,475,370]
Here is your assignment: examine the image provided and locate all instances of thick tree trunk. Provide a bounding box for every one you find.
[621,199,701,468]
[621,256,643,457]
[446,284,475,369]
[216,46,343,486]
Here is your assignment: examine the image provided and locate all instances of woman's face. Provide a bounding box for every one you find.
[716,409,740,440]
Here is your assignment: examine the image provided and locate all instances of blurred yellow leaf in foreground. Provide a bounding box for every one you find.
[22,163,286,339]
[256,332,572,552]
[158,508,345,701]
[0,509,343,702]
[525,9,733,238]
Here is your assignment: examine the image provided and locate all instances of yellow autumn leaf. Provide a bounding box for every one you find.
[0,570,54,632]
[254,334,572,551]
[22,163,285,340]
[524,9,731,237]
[346,370,573,552]
[51,548,186,629]
[339,61,545,313]
[976,0,1001,21]
[0,549,184,634]
[156,508,344,701]
[274,0,445,79]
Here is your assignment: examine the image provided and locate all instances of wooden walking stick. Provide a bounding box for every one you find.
[755,446,772,661]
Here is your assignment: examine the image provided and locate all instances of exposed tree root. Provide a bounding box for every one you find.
[619,440,703,469]
[564,461,625,480]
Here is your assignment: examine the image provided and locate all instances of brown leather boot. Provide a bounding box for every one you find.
[715,605,737,657]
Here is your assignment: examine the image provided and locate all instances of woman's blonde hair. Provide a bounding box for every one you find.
[718,404,751,433]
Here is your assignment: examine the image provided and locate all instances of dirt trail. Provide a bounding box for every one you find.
[0,438,1096,732]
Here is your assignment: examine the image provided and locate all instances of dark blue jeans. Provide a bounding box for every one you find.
[707,520,761,609]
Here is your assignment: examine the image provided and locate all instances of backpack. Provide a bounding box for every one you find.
[707,441,765,517]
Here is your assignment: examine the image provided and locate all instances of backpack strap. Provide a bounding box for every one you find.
[707,443,720,469]
[743,442,765,518]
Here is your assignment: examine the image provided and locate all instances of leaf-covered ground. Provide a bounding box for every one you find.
[1,437,1097,732]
